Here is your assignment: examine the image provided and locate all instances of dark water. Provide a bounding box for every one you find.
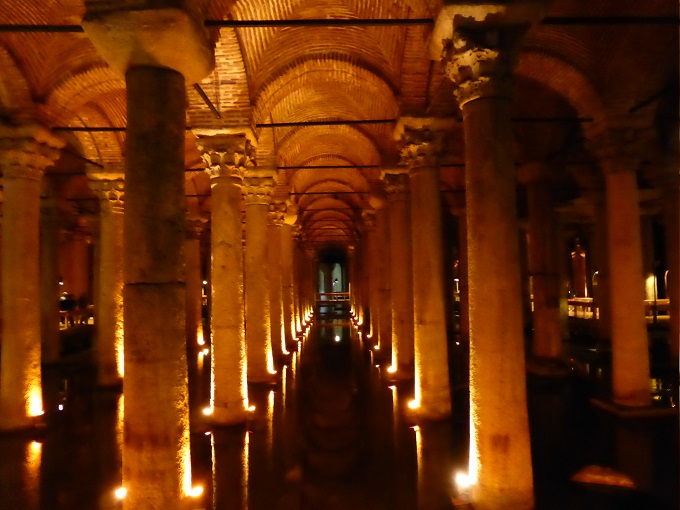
[0,321,677,509]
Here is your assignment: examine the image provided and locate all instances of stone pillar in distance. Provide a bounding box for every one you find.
[281,204,298,351]
[269,201,288,363]
[0,124,63,431]
[395,118,452,420]
[88,168,125,387]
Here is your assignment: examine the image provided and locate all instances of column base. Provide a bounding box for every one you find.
[247,373,279,387]
[0,414,47,434]
[404,402,451,423]
[383,365,414,383]
[590,398,678,419]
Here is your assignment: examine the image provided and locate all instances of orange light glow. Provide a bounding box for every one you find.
[455,472,473,489]
[189,485,204,498]
[114,487,127,500]
[387,365,397,373]
[202,407,214,416]
[408,399,420,410]
[27,391,44,417]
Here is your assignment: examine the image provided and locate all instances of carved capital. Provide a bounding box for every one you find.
[200,134,254,181]
[443,26,524,107]
[269,201,287,226]
[398,127,445,169]
[243,168,276,205]
[88,167,125,212]
[361,209,377,230]
[381,169,410,197]
[0,124,64,180]
[185,216,207,239]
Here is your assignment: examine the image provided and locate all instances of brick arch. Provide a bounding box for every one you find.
[290,168,369,196]
[515,51,606,122]
[0,44,34,120]
[253,59,399,128]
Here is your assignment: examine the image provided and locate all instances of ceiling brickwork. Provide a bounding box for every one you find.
[0,0,676,245]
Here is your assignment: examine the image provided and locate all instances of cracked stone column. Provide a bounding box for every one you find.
[395,118,451,420]
[587,121,653,407]
[88,168,125,387]
[243,169,277,382]
[83,1,214,505]
[519,163,563,365]
[0,125,63,430]
[441,5,545,506]
[281,205,297,350]
[269,201,287,362]
[383,169,414,376]
[201,134,251,424]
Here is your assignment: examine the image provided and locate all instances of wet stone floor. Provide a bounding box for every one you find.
[0,319,677,509]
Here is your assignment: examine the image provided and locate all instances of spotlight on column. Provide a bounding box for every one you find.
[189,485,204,498]
[247,405,256,412]
[202,407,213,416]
[387,365,397,374]
[455,472,473,489]
[202,348,209,355]
[202,280,208,286]
[114,487,127,500]
[334,335,340,342]
[408,400,419,409]
[374,344,380,350]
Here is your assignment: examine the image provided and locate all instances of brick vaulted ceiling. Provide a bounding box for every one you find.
[0,1,677,246]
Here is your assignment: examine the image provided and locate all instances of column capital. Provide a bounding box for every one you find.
[243,168,276,205]
[381,169,410,196]
[361,209,377,230]
[88,166,125,212]
[0,124,64,180]
[584,117,656,172]
[185,216,207,239]
[200,134,255,181]
[82,2,214,83]
[268,201,287,226]
[394,117,455,170]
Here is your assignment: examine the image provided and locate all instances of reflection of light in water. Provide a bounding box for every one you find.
[267,390,275,455]
[198,351,204,372]
[282,366,287,406]
[390,385,398,443]
[414,426,423,491]
[469,414,479,485]
[116,395,124,459]
[25,441,41,507]
[243,431,250,509]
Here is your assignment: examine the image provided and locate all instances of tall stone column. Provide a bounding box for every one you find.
[395,118,451,419]
[373,196,392,353]
[455,210,470,343]
[269,201,287,362]
[40,194,62,364]
[0,124,63,430]
[244,169,277,382]
[383,170,414,376]
[361,210,380,344]
[292,227,303,335]
[588,122,652,407]
[442,10,539,507]
[83,2,214,505]
[200,134,251,424]
[519,163,563,364]
[281,208,297,350]
[88,169,125,387]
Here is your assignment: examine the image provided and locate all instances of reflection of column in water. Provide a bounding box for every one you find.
[267,389,275,461]
[24,441,41,509]
[615,423,653,492]
[416,422,453,510]
[211,429,248,510]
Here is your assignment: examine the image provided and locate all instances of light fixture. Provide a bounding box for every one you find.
[114,487,127,500]
[189,485,204,498]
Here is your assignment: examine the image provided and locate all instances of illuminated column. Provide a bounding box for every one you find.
[292,227,303,334]
[61,231,90,301]
[200,134,251,424]
[442,9,541,506]
[519,163,563,363]
[88,169,125,387]
[395,118,451,419]
[0,124,63,430]
[244,169,277,382]
[269,201,287,362]
[185,217,206,350]
[383,170,414,375]
[588,122,652,407]
[361,209,380,344]
[40,194,61,364]
[281,207,297,350]
[662,173,680,362]
[84,2,214,504]
[371,195,392,352]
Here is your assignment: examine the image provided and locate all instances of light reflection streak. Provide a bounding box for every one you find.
[267,390,275,457]
[243,431,250,509]
[24,441,41,508]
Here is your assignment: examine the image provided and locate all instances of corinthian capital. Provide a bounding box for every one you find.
[88,165,125,211]
[269,201,287,226]
[243,168,276,205]
[0,124,64,180]
[395,118,453,170]
[200,134,255,181]
[381,169,410,196]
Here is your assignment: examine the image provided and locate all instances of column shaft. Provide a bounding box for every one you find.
[40,197,61,364]
[377,206,392,352]
[268,210,286,361]
[463,97,533,508]
[605,168,651,406]
[123,66,190,507]
[281,224,296,349]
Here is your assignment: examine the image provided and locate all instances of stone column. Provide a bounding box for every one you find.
[269,201,287,362]
[88,169,125,387]
[395,118,451,420]
[292,227,303,335]
[40,194,62,364]
[0,126,64,430]
[361,210,380,345]
[200,134,251,424]
[185,217,206,349]
[0,125,63,430]
[281,206,297,350]
[373,195,392,353]
[588,122,652,407]
[442,10,540,507]
[519,163,563,365]
[83,3,214,504]
[244,169,277,382]
[456,210,470,343]
[383,170,414,376]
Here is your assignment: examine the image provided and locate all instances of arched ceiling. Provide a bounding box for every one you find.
[0,0,676,251]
